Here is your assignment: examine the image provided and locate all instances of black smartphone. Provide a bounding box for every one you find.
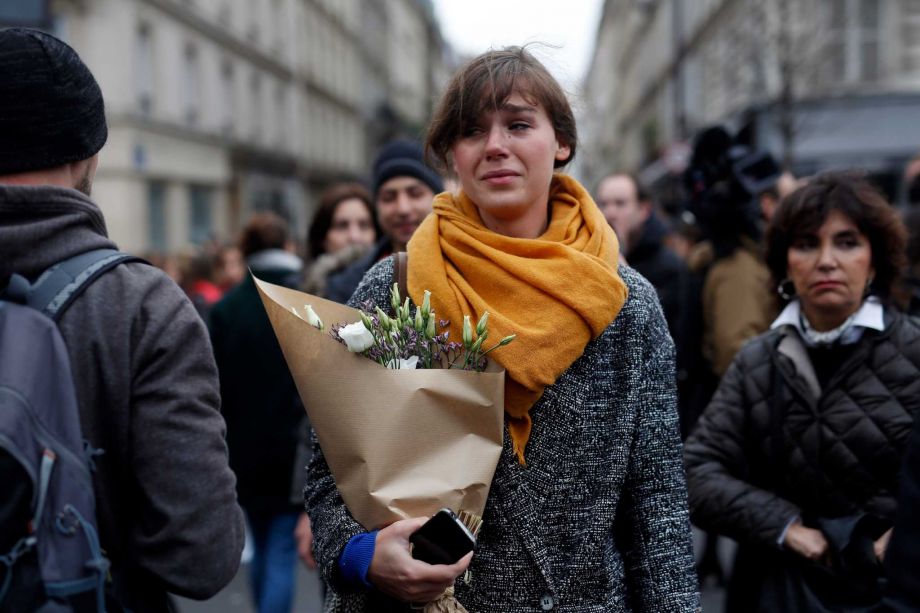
[409,508,476,565]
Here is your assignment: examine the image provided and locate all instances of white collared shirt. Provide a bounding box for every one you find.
[770,296,885,346]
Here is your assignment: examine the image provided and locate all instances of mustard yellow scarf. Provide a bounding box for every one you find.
[407,174,628,464]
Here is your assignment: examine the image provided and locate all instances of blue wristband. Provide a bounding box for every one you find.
[339,531,378,588]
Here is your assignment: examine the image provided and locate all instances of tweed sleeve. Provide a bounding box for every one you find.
[617,294,700,612]
[683,348,802,547]
[303,258,395,592]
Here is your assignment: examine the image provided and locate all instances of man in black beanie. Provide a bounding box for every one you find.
[325,138,443,303]
[0,28,244,611]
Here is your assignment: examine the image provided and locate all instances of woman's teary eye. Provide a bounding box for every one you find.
[791,236,817,250]
[833,232,862,249]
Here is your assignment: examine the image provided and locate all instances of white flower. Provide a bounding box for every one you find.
[386,355,419,370]
[339,321,375,353]
[304,305,323,330]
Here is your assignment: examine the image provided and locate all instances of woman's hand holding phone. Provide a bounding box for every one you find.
[367,517,473,603]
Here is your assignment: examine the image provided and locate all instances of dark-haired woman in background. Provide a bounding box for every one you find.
[685,172,920,612]
[303,182,379,298]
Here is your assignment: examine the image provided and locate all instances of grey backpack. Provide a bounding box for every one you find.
[0,249,141,612]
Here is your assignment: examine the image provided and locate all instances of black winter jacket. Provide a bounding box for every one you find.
[627,213,687,342]
[324,238,391,304]
[210,250,306,517]
[684,308,920,547]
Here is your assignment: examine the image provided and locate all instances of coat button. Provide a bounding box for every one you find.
[539,593,555,610]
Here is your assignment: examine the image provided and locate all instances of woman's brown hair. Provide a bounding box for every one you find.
[766,171,908,299]
[425,46,577,171]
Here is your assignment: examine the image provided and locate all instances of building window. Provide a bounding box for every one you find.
[900,0,920,73]
[0,0,47,25]
[189,186,214,245]
[250,72,262,141]
[147,182,168,252]
[828,0,882,83]
[272,0,284,54]
[218,1,232,27]
[135,24,154,116]
[183,45,200,125]
[51,13,69,41]
[275,83,286,148]
[221,60,235,135]
[248,0,261,43]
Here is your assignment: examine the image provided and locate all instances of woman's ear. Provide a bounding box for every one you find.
[555,142,571,163]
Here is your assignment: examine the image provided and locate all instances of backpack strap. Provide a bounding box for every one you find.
[25,249,145,321]
[393,251,408,301]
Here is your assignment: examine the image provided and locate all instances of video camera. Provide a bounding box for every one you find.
[683,126,781,237]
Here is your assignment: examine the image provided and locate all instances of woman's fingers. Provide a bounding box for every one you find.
[368,516,470,603]
[784,522,829,562]
[294,513,317,569]
[874,527,893,562]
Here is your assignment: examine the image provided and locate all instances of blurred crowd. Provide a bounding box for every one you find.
[150,122,920,612]
[5,26,920,613]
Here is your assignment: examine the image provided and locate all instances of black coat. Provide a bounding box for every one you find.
[210,253,306,516]
[325,238,391,304]
[885,412,920,611]
[627,215,699,437]
[685,309,920,611]
[627,213,687,342]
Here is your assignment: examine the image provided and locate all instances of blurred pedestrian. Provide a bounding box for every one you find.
[684,126,779,381]
[0,27,244,611]
[215,243,245,293]
[307,45,699,612]
[759,170,802,223]
[209,212,309,613]
[597,172,695,437]
[898,207,920,315]
[901,153,920,207]
[324,139,443,303]
[884,412,920,612]
[685,172,918,612]
[597,172,688,340]
[303,182,379,297]
[179,247,223,323]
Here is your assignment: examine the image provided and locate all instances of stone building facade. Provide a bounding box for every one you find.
[4,0,450,253]
[581,0,920,197]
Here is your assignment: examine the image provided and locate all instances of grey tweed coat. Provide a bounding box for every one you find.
[305,258,700,612]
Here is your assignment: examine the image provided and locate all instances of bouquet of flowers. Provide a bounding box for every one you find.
[302,283,514,374]
[254,275,506,599]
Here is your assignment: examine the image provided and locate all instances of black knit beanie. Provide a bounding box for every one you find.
[0,28,107,175]
[371,139,443,197]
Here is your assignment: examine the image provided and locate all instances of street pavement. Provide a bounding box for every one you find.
[175,562,325,613]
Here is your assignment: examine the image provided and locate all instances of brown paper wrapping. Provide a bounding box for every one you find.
[254,275,505,531]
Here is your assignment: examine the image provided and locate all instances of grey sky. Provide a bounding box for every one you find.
[430,0,605,92]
